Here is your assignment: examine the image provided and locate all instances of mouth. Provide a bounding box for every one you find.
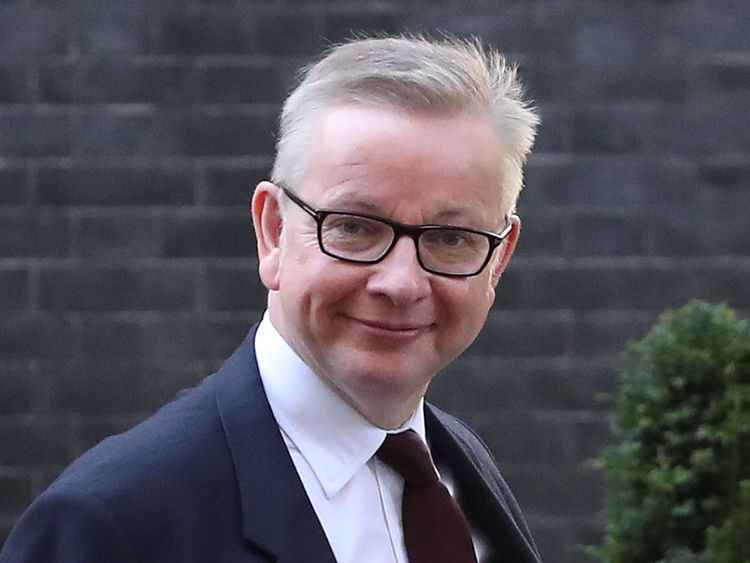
[351,317,433,335]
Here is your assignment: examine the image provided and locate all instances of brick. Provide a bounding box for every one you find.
[0,268,28,310]
[174,111,277,157]
[573,416,614,462]
[485,268,523,309]
[687,104,750,155]
[200,63,289,104]
[531,104,574,153]
[49,362,169,415]
[68,110,277,158]
[475,413,574,465]
[79,317,249,359]
[0,418,77,466]
[438,360,617,416]
[524,155,694,208]
[528,519,604,563]
[511,210,565,257]
[573,58,686,104]
[0,473,31,513]
[430,356,532,413]
[517,267,650,311]
[204,164,267,207]
[35,61,76,104]
[38,61,195,104]
[400,4,576,58]
[0,63,28,103]
[39,267,196,312]
[77,13,152,55]
[664,4,750,54]
[570,214,646,257]
[0,8,69,54]
[523,264,750,312]
[38,164,194,206]
[502,464,605,518]
[517,58,576,105]
[572,313,649,357]
[697,267,750,310]
[690,58,750,107]
[78,317,150,359]
[144,318,249,360]
[0,366,32,414]
[323,10,399,43]
[0,110,72,157]
[163,211,255,257]
[76,213,163,258]
[0,166,26,205]
[0,316,76,360]
[649,207,704,256]
[472,310,571,357]
[526,364,619,412]
[699,158,750,206]
[0,522,8,553]
[652,205,750,256]
[65,0,153,14]
[70,110,173,157]
[0,210,70,257]
[158,12,324,56]
[205,264,268,311]
[573,104,683,154]
[572,9,662,66]
[47,360,209,415]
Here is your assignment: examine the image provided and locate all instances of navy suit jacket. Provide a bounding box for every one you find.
[1,326,541,562]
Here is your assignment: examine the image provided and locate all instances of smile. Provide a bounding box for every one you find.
[351,317,433,335]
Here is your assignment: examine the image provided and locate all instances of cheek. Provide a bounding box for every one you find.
[448,280,496,333]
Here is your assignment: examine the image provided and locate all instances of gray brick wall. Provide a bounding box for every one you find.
[1,1,748,561]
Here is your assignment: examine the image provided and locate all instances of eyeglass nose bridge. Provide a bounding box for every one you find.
[376,223,428,263]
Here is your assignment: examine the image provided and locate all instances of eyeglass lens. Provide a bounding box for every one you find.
[319,213,491,275]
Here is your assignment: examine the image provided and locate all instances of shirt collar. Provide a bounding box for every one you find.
[255,313,426,499]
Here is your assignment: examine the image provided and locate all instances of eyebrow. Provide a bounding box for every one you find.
[324,198,488,230]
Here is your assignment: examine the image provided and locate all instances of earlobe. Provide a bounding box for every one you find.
[251,181,284,291]
[490,215,520,288]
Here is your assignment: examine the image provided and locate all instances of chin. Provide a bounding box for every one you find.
[339,355,434,394]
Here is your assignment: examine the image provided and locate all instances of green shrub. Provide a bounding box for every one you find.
[593,301,750,563]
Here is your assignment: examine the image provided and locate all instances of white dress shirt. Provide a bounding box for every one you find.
[255,313,489,563]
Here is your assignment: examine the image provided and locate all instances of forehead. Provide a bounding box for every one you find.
[299,106,505,223]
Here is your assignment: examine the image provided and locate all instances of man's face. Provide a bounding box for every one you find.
[254,105,519,426]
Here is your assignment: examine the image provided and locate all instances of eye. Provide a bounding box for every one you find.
[327,216,374,236]
[438,231,468,247]
[339,218,366,235]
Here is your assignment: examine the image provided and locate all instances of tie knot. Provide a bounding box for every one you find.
[377,430,438,486]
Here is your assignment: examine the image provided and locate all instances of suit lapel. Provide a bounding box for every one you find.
[213,327,337,563]
[425,405,542,563]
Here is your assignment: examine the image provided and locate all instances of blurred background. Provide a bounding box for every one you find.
[0,1,748,560]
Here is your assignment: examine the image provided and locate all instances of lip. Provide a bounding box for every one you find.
[349,317,433,337]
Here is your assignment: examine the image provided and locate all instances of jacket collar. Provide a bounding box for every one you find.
[425,405,542,563]
[213,325,337,562]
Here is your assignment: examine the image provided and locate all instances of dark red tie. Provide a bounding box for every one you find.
[377,430,478,563]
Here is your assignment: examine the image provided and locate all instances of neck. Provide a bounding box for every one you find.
[328,381,428,430]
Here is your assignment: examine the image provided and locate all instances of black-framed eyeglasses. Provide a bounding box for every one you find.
[278,183,513,278]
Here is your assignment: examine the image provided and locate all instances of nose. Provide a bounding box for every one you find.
[366,236,431,305]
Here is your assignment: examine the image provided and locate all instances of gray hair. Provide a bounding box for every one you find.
[271,35,539,215]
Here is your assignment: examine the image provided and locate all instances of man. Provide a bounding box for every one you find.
[1,36,540,562]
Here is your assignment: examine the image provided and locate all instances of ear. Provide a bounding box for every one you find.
[251,181,284,291]
[489,215,520,288]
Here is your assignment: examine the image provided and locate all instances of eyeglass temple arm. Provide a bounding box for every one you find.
[277,183,318,217]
